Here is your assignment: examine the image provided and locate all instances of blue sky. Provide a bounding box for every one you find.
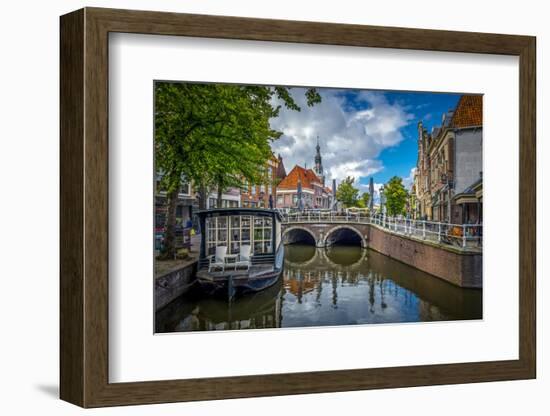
[355,91,460,187]
[270,87,461,196]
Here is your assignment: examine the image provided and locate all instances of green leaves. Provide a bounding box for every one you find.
[383,176,409,216]
[154,81,321,198]
[305,88,322,107]
[335,177,371,209]
[356,192,370,208]
[154,81,321,258]
[336,176,360,208]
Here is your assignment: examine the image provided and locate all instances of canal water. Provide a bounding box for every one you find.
[155,245,482,333]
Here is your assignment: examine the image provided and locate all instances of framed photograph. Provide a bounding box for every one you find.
[60,7,536,408]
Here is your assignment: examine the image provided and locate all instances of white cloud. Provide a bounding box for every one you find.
[270,89,413,186]
[403,167,417,190]
[329,160,383,183]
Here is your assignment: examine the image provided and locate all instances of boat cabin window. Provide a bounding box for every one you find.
[205,215,273,256]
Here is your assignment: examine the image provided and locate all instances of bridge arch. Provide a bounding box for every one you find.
[283,226,318,246]
[323,225,367,248]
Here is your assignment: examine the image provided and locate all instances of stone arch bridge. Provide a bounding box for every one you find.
[280,213,483,288]
[282,221,369,248]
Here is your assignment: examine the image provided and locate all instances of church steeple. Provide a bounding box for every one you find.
[314,136,325,186]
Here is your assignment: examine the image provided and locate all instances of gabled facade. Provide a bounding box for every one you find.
[414,121,433,220]
[275,138,332,209]
[241,154,286,208]
[413,94,483,224]
[276,166,332,210]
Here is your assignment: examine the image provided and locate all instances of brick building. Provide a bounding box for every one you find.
[413,94,483,223]
[241,154,286,208]
[276,141,332,209]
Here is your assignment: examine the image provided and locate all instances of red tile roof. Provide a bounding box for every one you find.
[277,165,321,190]
[451,95,483,128]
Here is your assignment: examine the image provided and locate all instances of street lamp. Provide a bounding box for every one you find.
[440,173,454,223]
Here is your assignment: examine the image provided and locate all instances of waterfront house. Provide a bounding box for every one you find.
[276,139,332,209]
[241,154,286,208]
[206,187,241,209]
[414,121,434,220]
[413,94,483,224]
[276,165,332,209]
[155,173,197,229]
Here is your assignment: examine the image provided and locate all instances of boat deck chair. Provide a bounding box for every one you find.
[208,246,227,272]
[234,244,252,271]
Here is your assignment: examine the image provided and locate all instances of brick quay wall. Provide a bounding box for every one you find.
[155,260,198,311]
[367,225,482,288]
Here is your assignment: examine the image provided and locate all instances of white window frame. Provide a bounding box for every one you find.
[205,215,273,256]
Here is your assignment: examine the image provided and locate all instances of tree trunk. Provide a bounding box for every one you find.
[217,182,223,208]
[198,184,207,210]
[159,187,179,260]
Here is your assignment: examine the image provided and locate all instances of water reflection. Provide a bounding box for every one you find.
[156,245,482,332]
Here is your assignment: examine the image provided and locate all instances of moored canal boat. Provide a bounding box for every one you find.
[196,208,285,298]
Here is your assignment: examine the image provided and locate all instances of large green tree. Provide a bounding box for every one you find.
[384,176,409,216]
[155,82,321,259]
[336,176,360,208]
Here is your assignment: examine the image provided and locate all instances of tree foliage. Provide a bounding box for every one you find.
[384,176,409,216]
[154,82,321,258]
[336,176,360,208]
[356,192,370,208]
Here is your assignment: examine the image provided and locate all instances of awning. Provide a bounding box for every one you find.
[454,194,478,205]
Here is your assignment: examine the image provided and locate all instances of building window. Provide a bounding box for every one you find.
[260,184,265,193]
[180,181,190,195]
[253,217,273,254]
[205,216,228,255]
[277,195,283,205]
[251,186,256,196]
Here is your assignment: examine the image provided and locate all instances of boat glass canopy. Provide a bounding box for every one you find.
[197,209,281,257]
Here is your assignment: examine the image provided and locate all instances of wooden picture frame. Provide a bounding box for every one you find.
[60,7,536,408]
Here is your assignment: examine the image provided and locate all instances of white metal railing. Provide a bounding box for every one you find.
[281,211,482,249]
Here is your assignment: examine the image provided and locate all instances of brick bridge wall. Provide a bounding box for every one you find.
[282,222,482,288]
